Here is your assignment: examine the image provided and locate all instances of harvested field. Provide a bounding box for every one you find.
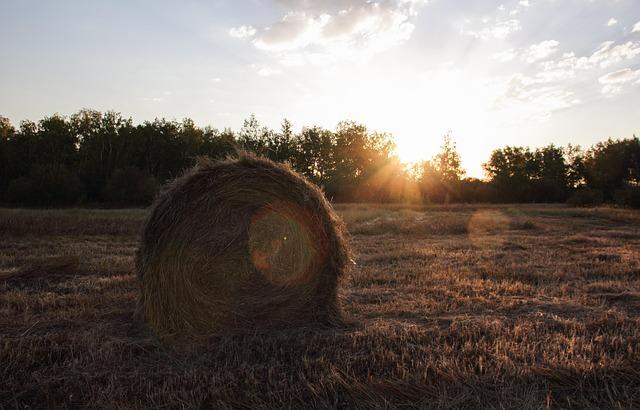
[1,204,640,408]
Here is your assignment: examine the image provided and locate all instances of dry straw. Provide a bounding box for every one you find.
[0,255,79,283]
[136,153,350,340]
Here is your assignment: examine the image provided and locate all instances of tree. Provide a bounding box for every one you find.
[103,166,158,206]
[416,160,446,203]
[294,126,336,190]
[0,116,15,195]
[36,115,78,167]
[484,146,536,202]
[433,133,465,183]
[565,144,586,189]
[417,134,465,203]
[3,108,638,206]
[267,119,297,164]
[238,114,271,155]
[200,126,236,159]
[73,110,134,201]
[583,137,640,199]
[531,145,568,202]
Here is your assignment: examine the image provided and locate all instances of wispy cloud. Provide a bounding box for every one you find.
[590,41,640,67]
[492,48,518,62]
[228,25,256,39]
[463,19,521,40]
[229,0,426,65]
[492,33,640,118]
[534,39,640,75]
[141,91,172,103]
[254,65,282,77]
[495,73,581,120]
[598,68,640,94]
[522,40,559,63]
[461,0,533,40]
[492,40,559,63]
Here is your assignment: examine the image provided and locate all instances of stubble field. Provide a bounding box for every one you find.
[1,204,640,408]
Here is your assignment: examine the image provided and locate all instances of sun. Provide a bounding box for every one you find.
[375,68,501,177]
[334,65,499,171]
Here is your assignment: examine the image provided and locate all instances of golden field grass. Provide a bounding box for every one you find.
[1,204,640,409]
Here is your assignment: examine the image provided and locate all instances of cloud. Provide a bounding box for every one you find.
[492,40,559,64]
[599,68,640,84]
[255,66,283,76]
[229,25,256,39]
[492,48,517,62]
[229,0,426,64]
[523,40,559,63]
[633,21,640,33]
[495,37,640,110]
[142,97,166,102]
[589,41,640,67]
[598,68,640,94]
[491,33,640,112]
[461,0,533,40]
[535,67,575,82]
[495,73,580,121]
[463,19,521,40]
[607,18,617,27]
[540,40,640,73]
[142,91,172,103]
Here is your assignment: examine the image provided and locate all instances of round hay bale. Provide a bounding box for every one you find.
[135,153,350,339]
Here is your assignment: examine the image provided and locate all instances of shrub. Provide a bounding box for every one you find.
[103,167,158,206]
[5,177,36,205]
[5,165,81,206]
[567,188,604,207]
[613,186,640,209]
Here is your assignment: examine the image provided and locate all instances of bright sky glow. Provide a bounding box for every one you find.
[1,0,639,177]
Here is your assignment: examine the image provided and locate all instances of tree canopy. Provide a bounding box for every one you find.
[0,110,638,207]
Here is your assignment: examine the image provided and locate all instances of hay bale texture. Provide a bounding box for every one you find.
[136,154,350,339]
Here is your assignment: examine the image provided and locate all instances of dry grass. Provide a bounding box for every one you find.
[1,204,640,408]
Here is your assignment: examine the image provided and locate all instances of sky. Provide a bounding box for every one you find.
[1,0,639,177]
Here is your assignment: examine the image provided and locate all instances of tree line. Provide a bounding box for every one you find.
[0,109,638,207]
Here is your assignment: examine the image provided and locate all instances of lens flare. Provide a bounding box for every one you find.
[467,209,510,248]
[249,200,327,286]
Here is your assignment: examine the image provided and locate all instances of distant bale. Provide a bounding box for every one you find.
[136,154,350,340]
